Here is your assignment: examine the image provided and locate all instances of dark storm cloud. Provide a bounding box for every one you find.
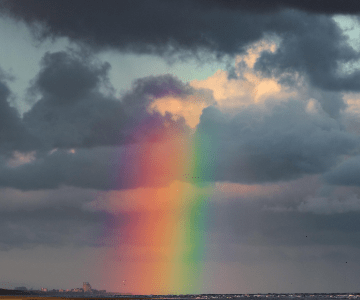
[0,0,265,56]
[28,50,111,105]
[23,50,191,149]
[198,0,360,14]
[2,1,360,94]
[254,13,360,93]
[1,48,359,190]
[23,92,129,149]
[0,50,206,191]
[2,0,360,97]
[192,100,359,184]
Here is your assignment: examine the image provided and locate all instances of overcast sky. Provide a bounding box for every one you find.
[1,0,360,295]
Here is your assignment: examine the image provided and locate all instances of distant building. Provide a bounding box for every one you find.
[40,288,48,292]
[83,282,92,292]
[14,286,27,291]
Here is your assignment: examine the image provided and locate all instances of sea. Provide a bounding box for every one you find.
[101,294,360,300]
[2,290,360,300]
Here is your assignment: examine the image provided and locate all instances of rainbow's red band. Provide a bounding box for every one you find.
[102,126,212,294]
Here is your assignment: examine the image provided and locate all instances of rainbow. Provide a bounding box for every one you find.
[103,118,215,295]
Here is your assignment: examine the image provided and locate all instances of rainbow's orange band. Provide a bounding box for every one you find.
[104,125,213,294]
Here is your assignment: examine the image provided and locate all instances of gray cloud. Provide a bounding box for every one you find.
[297,195,360,214]
[23,93,129,149]
[192,99,359,184]
[1,49,359,191]
[22,51,191,150]
[4,174,360,254]
[207,194,360,251]
[309,90,347,119]
[2,1,360,96]
[2,1,360,293]
[0,50,212,191]
[0,186,118,250]
[196,0,360,15]
[0,185,141,250]
[0,143,184,191]
[28,50,111,105]
[0,0,266,57]
[0,206,106,250]
[0,77,37,154]
[324,155,360,186]
[254,12,360,93]
[0,186,97,211]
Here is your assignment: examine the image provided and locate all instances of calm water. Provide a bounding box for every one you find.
[108,294,360,300]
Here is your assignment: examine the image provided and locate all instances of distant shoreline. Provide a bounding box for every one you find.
[2,293,360,300]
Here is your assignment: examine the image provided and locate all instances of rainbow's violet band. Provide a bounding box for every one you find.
[106,125,214,294]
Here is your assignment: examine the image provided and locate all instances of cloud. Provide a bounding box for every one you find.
[21,50,128,149]
[190,38,349,119]
[0,206,105,250]
[12,94,355,192]
[2,1,359,95]
[0,0,266,57]
[0,50,207,191]
[149,87,215,128]
[7,151,36,167]
[1,46,359,191]
[1,1,355,58]
[2,2,360,293]
[0,186,97,211]
[265,194,360,215]
[0,77,37,154]
[190,40,295,112]
[27,50,111,105]
[254,13,360,93]
[4,173,360,252]
[178,178,360,269]
[0,140,189,191]
[22,50,192,149]
[193,99,358,183]
[323,155,360,186]
[0,186,121,250]
[297,195,360,214]
[212,194,360,250]
[195,0,360,14]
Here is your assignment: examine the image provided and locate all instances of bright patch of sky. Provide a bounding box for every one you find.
[99,50,229,98]
[0,16,70,114]
[333,15,360,75]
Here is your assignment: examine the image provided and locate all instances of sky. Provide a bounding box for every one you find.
[1,0,360,295]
